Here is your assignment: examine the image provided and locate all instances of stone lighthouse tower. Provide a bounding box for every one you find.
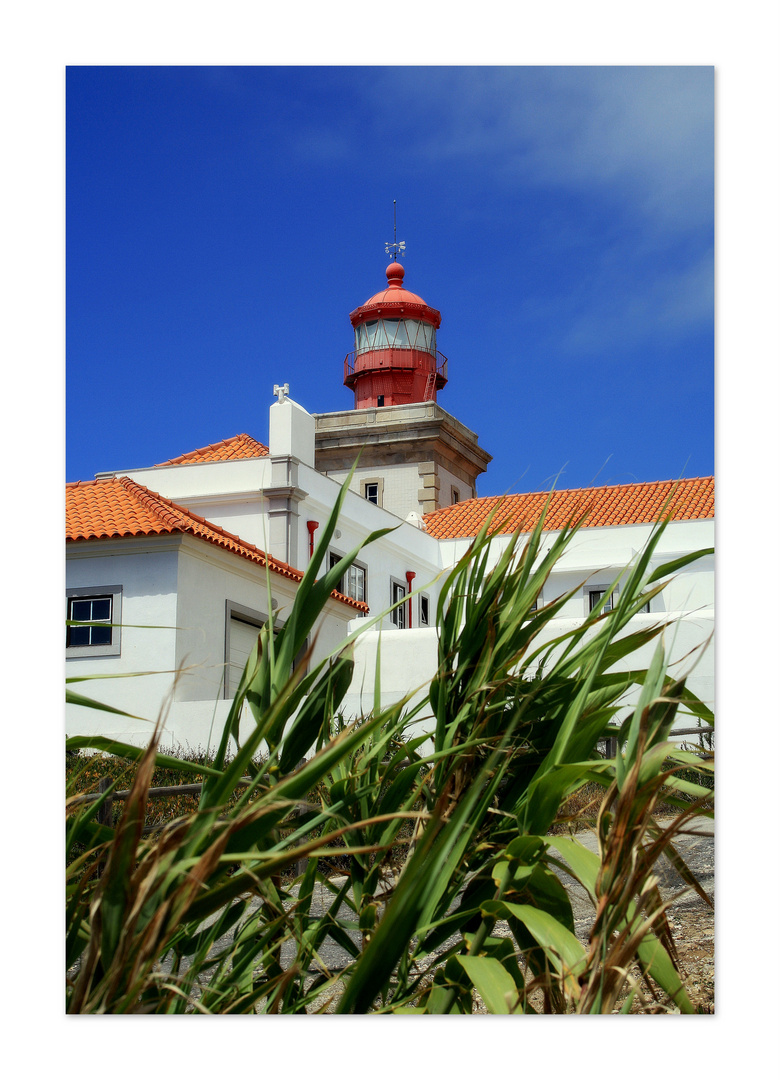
[314,243,491,520]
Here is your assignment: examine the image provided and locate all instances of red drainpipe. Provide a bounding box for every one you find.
[405,571,416,628]
[306,520,319,560]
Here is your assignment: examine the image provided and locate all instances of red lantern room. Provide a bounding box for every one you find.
[344,260,448,409]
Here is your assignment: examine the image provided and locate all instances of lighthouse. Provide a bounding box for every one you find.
[314,242,491,518]
[344,260,448,409]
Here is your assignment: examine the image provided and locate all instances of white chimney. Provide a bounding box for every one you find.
[269,393,315,468]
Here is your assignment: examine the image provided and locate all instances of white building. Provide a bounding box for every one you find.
[66,261,714,751]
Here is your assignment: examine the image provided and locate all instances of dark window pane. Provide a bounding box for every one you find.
[329,552,344,592]
[90,625,112,646]
[590,589,613,612]
[68,625,90,647]
[70,599,92,621]
[91,598,111,621]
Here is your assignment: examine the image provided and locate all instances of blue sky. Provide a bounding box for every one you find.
[67,66,714,495]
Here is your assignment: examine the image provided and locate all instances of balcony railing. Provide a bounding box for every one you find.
[344,348,448,384]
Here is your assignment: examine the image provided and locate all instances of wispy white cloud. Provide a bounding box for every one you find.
[366,66,713,233]
[257,66,712,360]
[555,247,714,359]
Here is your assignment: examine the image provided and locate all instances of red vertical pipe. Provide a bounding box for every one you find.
[405,571,416,629]
[307,521,319,560]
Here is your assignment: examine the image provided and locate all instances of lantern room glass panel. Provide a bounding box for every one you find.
[356,318,436,355]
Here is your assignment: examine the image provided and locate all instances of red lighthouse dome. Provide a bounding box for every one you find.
[344,261,448,409]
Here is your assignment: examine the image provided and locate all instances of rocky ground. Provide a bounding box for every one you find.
[530,815,714,1013]
[643,818,714,1012]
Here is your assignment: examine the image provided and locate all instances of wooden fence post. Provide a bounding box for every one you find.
[95,776,113,880]
[97,776,113,827]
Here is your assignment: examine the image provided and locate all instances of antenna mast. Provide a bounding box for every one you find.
[385,199,406,261]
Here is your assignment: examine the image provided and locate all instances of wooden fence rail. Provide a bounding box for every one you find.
[76,726,711,816]
[72,776,254,810]
[75,776,308,870]
[74,725,710,876]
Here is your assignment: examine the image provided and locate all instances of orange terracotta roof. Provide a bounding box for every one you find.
[423,477,714,540]
[66,476,368,612]
[155,433,269,466]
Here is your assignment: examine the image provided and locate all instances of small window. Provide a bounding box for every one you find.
[361,478,384,507]
[329,551,342,587]
[451,488,460,505]
[391,581,407,628]
[66,585,122,657]
[346,564,367,604]
[376,395,385,407]
[589,587,616,613]
[420,594,430,626]
[68,595,112,647]
[330,552,367,604]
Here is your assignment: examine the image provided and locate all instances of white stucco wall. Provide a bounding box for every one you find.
[438,521,714,614]
[285,463,445,627]
[340,610,713,748]
[66,532,358,754]
[172,536,298,704]
[111,457,272,503]
[341,517,715,741]
[341,627,439,734]
[66,539,180,745]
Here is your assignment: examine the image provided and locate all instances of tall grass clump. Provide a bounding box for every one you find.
[66,479,713,1014]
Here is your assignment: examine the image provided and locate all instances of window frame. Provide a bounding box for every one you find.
[329,550,368,605]
[225,600,269,698]
[224,599,306,699]
[66,585,123,658]
[587,585,618,614]
[390,579,407,629]
[361,477,384,507]
[419,593,430,627]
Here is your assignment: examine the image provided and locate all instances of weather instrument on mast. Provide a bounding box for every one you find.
[385,199,406,261]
